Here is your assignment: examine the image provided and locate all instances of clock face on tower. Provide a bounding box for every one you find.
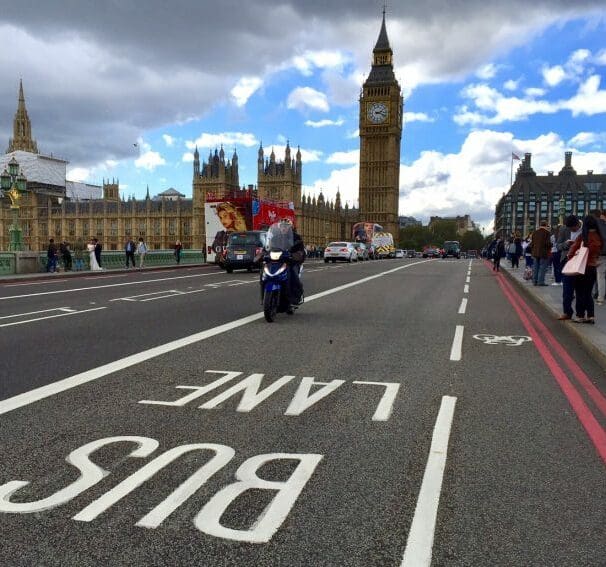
[367,102,389,124]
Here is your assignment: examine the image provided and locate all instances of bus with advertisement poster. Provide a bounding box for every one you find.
[205,197,294,264]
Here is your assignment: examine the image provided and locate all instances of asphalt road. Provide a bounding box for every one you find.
[0,258,604,566]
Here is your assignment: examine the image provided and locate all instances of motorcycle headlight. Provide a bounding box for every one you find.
[270,251,282,261]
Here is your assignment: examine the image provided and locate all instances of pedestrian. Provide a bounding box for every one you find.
[73,238,85,271]
[567,215,603,324]
[137,237,148,268]
[87,239,102,271]
[46,238,58,273]
[549,226,563,285]
[522,236,534,269]
[125,237,136,268]
[590,209,606,304]
[174,240,183,264]
[493,238,505,271]
[530,221,551,286]
[59,240,72,271]
[93,238,103,269]
[556,215,583,320]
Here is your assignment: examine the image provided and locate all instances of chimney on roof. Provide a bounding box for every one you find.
[548,171,554,176]
[524,153,531,168]
[587,170,593,175]
[565,151,572,168]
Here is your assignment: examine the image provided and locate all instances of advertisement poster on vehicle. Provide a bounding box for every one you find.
[252,201,295,230]
[352,222,383,243]
[205,199,252,263]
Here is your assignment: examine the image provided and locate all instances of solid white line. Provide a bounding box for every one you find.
[4,278,70,286]
[401,395,457,567]
[0,307,71,320]
[0,260,433,416]
[458,298,467,315]
[449,325,464,361]
[463,284,469,294]
[0,271,225,301]
[0,307,107,328]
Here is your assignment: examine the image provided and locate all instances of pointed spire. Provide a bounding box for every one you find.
[145,185,150,199]
[194,145,199,159]
[374,8,391,52]
[7,79,38,153]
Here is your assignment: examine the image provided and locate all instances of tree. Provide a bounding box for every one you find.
[460,230,485,251]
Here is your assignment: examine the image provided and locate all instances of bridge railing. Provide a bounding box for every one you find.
[0,253,16,276]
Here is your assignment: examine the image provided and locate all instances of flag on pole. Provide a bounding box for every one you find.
[512,152,520,160]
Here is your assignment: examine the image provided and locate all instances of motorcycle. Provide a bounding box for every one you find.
[261,222,303,322]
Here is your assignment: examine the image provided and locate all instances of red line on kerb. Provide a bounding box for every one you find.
[489,265,606,464]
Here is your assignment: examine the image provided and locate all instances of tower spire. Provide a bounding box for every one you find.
[7,79,39,154]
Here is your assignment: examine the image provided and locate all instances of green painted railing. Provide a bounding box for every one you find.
[0,253,16,276]
[34,249,206,273]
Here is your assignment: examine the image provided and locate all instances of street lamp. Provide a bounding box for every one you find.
[1,157,28,251]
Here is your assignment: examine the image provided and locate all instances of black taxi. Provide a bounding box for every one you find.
[223,230,268,273]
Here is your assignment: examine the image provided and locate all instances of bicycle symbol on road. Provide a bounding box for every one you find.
[473,334,532,347]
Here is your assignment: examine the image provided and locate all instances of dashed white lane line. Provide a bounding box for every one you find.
[0,260,433,416]
[463,284,469,294]
[449,325,464,361]
[401,395,457,567]
[0,307,107,328]
[465,276,470,283]
[458,298,467,315]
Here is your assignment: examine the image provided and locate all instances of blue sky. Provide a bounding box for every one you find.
[1,1,605,230]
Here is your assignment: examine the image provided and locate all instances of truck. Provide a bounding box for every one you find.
[371,232,396,259]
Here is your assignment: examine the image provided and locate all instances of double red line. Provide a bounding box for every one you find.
[489,262,606,465]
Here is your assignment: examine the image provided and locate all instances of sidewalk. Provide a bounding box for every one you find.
[498,261,606,369]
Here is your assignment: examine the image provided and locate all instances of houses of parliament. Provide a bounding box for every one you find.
[0,13,402,252]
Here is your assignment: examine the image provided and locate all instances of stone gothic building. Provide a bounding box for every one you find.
[1,13,402,252]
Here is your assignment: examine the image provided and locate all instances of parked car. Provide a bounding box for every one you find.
[324,242,358,263]
[394,249,404,258]
[406,250,416,258]
[422,247,440,258]
[353,242,369,261]
[223,230,267,273]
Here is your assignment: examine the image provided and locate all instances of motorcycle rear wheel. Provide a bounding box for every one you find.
[263,289,279,322]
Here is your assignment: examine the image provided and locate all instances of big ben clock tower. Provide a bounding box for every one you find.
[359,12,403,237]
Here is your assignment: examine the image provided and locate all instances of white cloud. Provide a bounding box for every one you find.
[404,112,434,123]
[347,129,360,139]
[291,50,349,76]
[304,164,359,209]
[135,150,166,171]
[476,63,498,79]
[568,132,606,148]
[162,134,175,147]
[185,132,259,150]
[562,75,606,117]
[305,118,345,127]
[504,79,520,91]
[67,167,92,182]
[596,49,606,65]
[182,152,194,162]
[298,148,323,162]
[326,150,358,165]
[524,87,546,97]
[230,76,263,107]
[542,64,566,87]
[286,87,330,112]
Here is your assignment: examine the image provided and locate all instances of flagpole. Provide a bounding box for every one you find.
[510,153,513,189]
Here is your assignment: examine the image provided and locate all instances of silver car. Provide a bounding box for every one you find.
[353,242,369,261]
[324,242,358,263]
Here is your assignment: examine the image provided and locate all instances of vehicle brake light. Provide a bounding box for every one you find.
[340,248,348,252]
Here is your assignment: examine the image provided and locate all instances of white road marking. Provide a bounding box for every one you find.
[465,276,470,283]
[401,395,457,567]
[140,289,207,302]
[4,278,70,286]
[449,325,464,361]
[458,298,467,315]
[0,260,433,416]
[0,307,73,320]
[0,271,226,301]
[463,284,469,294]
[0,307,107,328]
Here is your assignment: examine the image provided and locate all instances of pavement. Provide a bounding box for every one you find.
[498,259,606,370]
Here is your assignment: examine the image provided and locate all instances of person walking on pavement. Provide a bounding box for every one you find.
[556,215,583,320]
[568,215,603,324]
[550,227,563,285]
[137,237,148,269]
[531,220,551,285]
[125,237,136,268]
[493,237,505,272]
[174,240,183,264]
[46,238,58,273]
[59,240,72,271]
[590,209,606,305]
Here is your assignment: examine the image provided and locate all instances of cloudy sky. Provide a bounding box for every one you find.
[2,0,606,230]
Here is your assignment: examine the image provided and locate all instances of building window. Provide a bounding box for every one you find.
[139,221,146,236]
[96,220,103,237]
[54,221,61,237]
[125,221,131,236]
[82,221,89,236]
[110,219,118,237]
[154,220,161,236]
[168,219,176,236]
[68,220,76,237]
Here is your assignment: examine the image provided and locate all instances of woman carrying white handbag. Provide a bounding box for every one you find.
[565,215,603,324]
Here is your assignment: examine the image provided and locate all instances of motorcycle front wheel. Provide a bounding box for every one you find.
[263,289,279,322]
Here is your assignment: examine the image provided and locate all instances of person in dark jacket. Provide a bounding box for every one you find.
[47,238,58,273]
[59,241,72,271]
[568,215,603,323]
[288,224,305,307]
[556,215,582,320]
[493,238,505,272]
[531,220,551,285]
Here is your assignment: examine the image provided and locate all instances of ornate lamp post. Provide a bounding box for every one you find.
[1,157,27,251]
[558,196,565,226]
